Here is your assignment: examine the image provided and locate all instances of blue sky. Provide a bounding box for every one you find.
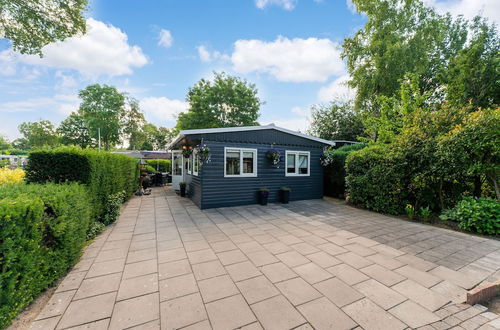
[0,0,498,141]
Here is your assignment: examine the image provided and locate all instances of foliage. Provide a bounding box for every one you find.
[138,123,174,150]
[18,120,59,148]
[26,147,138,222]
[78,84,125,150]
[405,204,415,220]
[0,0,87,55]
[196,144,211,164]
[122,96,146,150]
[343,0,467,114]
[146,159,171,172]
[266,149,281,166]
[143,165,157,174]
[0,167,25,185]
[0,135,11,150]
[438,108,500,200]
[102,191,126,225]
[345,145,409,214]
[308,100,365,141]
[0,183,92,328]
[420,206,431,221]
[440,197,500,235]
[445,17,500,110]
[58,112,93,148]
[322,143,366,198]
[176,72,261,131]
[86,221,105,240]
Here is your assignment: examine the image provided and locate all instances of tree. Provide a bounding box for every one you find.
[445,17,500,110]
[176,72,261,131]
[121,97,147,150]
[18,120,59,148]
[57,112,93,148]
[438,108,500,200]
[78,84,125,150]
[0,135,11,150]
[308,100,365,141]
[0,0,88,55]
[342,0,467,114]
[156,126,175,149]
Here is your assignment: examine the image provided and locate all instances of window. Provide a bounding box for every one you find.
[193,151,199,176]
[224,148,257,177]
[187,155,192,174]
[285,151,310,176]
[173,153,182,176]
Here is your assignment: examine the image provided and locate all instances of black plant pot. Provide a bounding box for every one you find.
[280,190,290,204]
[259,191,269,206]
[180,184,186,197]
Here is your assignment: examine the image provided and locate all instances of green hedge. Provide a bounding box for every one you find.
[0,183,92,328]
[345,145,410,214]
[26,147,138,222]
[146,159,171,173]
[323,143,366,198]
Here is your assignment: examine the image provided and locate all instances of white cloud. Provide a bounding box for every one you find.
[255,0,297,10]
[4,18,148,76]
[231,36,345,82]
[197,45,229,63]
[424,0,500,25]
[139,97,188,122]
[264,106,311,133]
[0,50,16,76]
[158,29,173,48]
[55,71,78,91]
[0,94,79,115]
[317,74,356,102]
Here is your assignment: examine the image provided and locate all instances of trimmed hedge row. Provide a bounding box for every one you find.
[345,145,410,215]
[0,183,92,328]
[322,143,366,198]
[26,147,138,221]
[146,159,171,173]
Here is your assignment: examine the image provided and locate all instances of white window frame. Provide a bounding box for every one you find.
[285,150,310,177]
[187,154,192,175]
[193,150,199,176]
[224,147,258,178]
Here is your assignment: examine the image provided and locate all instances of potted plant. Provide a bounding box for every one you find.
[196,144,211,165]
[258,187,269,206]
[266,149,281,167]
[280,187,291,204]
[179,182,187,197]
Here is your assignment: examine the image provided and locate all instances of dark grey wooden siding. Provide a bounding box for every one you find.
[194,131,326,209]
[187,172,202,208]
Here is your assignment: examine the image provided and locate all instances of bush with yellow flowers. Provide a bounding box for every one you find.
[0,167,25,185]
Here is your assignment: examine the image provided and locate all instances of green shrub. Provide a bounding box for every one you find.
[0,183,93,328]
[26,147,138,222]
[345,145,410,214]
[322,143,366,198]
[440,197,500,235]
[102,191,126,225]
[143,165,157,173]
[87,221,105,240]
[146,159,171,172]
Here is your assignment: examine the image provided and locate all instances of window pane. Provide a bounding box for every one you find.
[299,154,308,174]
[287,154,296,173]
[226,151,240,175]
[242,151,254,174]
[194,155,199,173]
[173,155,182,175]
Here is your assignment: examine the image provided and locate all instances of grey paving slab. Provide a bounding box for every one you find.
[29,187,500,330]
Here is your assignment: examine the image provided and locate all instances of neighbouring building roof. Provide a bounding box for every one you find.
[167,124,339,150]
[112,150,171,160]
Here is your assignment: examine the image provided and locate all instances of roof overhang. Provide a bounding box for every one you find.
[167,124,337,150]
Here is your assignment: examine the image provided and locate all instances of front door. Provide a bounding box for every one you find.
[172,151,183,190]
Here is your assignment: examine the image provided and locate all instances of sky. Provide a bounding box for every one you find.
[0,0,498,141]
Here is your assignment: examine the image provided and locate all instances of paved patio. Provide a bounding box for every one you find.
[30,187,500,330]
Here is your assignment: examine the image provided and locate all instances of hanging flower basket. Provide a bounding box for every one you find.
[266,148,281,167]
[182,145,193,158]
[196,144,211,165]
